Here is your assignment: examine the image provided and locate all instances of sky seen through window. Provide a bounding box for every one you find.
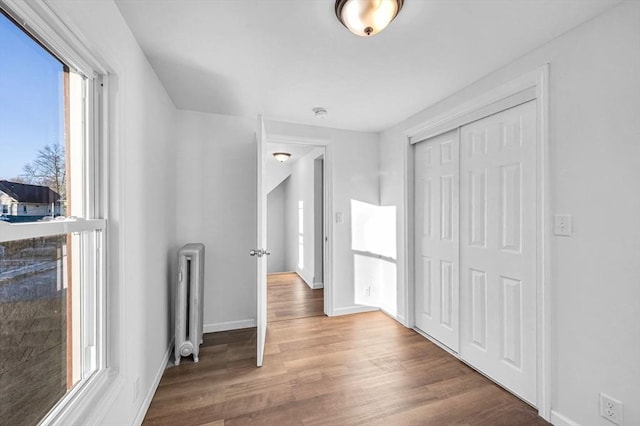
[0,12,64,181]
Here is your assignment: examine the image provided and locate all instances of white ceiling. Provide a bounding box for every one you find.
[116,0,618,132]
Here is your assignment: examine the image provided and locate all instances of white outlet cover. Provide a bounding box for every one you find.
[600,392,623,425]
[554,214,573,236]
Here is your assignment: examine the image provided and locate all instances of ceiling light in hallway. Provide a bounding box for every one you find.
[273,152,292,162]
[335,0,404,37]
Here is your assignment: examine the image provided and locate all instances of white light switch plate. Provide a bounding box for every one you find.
[336,212,344,224]
[554,214,572,236]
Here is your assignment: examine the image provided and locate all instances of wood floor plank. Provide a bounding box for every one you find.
[144,274,549,426]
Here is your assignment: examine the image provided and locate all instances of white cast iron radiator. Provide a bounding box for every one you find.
[175,243,205,365]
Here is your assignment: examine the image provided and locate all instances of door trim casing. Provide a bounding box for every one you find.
[264,133,334,317]
[403,65,551,421]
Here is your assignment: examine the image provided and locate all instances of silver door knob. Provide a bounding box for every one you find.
[249,249,271,257]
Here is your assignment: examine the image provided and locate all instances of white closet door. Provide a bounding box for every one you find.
[414,130,459,352]
[459,100,537,404]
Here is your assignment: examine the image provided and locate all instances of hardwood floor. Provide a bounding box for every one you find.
[143,274,548,426]
[267,272,324,322]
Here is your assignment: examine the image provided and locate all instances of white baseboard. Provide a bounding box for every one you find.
[413,327,459,357]
[267,271,296,275]
[332,305,379,316]
[380,307,405,325]
[296,270,315,290]
[270,271,323,289]
[134,338,174,426]
[395,313,408,327]
[204,318,256,333]
[550,410,581,426]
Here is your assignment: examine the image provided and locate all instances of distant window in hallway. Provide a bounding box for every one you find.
[298,200,304,269]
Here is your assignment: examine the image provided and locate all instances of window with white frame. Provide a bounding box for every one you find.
[298,200,304,269]
[0,7,106,425]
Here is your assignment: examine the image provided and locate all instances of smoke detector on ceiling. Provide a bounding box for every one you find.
[313,107,328,118]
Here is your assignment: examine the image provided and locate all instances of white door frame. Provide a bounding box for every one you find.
[264,133,335,316]
[403,65,551,420]
[256,116,268,367]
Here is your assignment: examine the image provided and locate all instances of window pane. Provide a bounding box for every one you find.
[0,12,86,224]
[0,234,90,425]
[298,201,303,235]
[298,235,304,269]
[0,235,67,424]
[0,8,103,425]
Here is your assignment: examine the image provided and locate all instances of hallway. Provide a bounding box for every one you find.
[267,272,324,323]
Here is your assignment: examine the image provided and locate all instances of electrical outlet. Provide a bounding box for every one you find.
[600,393,623,425]
[363,286,371,297]
[554,214,573,236]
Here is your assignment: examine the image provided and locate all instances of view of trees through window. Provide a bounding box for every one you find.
[20,143,67,202]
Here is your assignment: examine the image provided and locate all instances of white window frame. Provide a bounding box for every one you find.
[0,1,112,424]
[298,200,304,269]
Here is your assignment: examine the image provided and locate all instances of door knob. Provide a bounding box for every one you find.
[249,249,270,257]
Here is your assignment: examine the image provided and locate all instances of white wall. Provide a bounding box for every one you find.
[175,111,257,333]
[283,147,324,286]
[47,1,178,424]
[265,158,292,194]
[265,120,379,314]
[379,2,640,425]
[267,179,287,273]
[350,199,397,312]
[173,114,378,328]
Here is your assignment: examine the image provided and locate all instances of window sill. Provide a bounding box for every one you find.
[0,218,105,242]
[45,367,125,426]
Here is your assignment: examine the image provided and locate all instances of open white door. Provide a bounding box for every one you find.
[252,115,268,367]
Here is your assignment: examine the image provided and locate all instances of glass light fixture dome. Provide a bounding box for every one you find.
[273,152,291,163]
[335,0,404,37]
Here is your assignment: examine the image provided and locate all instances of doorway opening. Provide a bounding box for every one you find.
[265,142,326,322]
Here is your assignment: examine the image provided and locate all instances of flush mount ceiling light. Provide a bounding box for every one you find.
[273,152,291,163]
[335,0,404,37]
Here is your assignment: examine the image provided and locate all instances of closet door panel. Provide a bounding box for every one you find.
[459,101,537,405]
[414,130,459,352]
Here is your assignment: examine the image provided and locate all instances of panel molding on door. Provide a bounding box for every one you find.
[459,100,537,405]
[414,130,459,352]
